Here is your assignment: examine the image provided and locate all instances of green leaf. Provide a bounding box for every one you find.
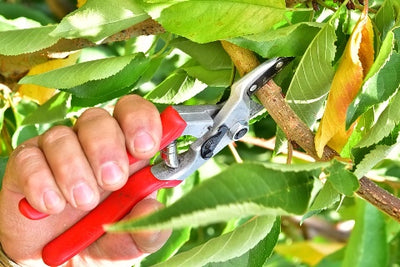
[374,0,396,42]
[309,180,340,211]
[342,201,388,267]
[108,163,315,232]
[50,0,149,42]
[356,89,400,148]
[65,53,150,98]
[19,54,137,88]
[229,22,323,58]
[262,161,331,173]
[141,228,192,266]
[11,124,39,147]
[170,38,232,70]
[141,0,286,43]
[22,92,69,125]
[325,160,359,196]
[205,217,281,267]
[346,27,400,127]
[284,10,340,127]
[353,143,399,178]
[183,65,232,87]
[153,216,277,267]
[145,70,207,104]
[0,3,54,25]
[274,5,341,153]
[0,25,59,55]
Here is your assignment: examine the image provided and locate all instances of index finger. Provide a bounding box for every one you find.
[113,95,162,160]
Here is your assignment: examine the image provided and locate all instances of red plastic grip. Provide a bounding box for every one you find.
[42,167,182,266]
[19,105,186,220]
[19,198,49,220]
[17,105,187,265]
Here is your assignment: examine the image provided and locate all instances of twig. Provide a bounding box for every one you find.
[228,143,243,163]
[258,79,400,222]
[256,80,339,161]
[221,41,400,223]
[287,141,293,164]
[358,177,400,219]
[48,19,165,54]
[0,19,165,87]
[240,136,315,162]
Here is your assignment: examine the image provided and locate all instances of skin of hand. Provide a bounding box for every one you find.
[0,95,171,266]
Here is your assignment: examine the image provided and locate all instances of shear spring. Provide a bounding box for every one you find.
[161,141,179,168]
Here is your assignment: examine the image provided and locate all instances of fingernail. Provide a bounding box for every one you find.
[101,161,124,187]
[145,230,162,244]
[72,183,94,207]
[43,190,62,211]
[133,131,156,153]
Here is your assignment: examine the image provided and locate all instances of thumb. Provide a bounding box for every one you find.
[129,198,171,253]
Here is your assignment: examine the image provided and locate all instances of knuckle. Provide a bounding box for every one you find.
[40,126,74,147]
[117,94,142,105]
[75,108,114,131]
[79,107,109,122]
[12,145,41,167]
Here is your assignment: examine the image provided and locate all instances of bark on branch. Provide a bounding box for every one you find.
[221,41,400,223]
[1,19,165,88]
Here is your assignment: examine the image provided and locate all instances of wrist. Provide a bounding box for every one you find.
[0,243,20,267]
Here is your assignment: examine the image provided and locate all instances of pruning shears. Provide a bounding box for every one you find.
[18,57,293,266]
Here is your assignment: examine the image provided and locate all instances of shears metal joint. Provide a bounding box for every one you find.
[18,57,292,266]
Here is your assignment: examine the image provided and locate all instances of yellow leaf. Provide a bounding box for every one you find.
[275,241,344,266]
[315,2,374,158]
[18,52,80,104]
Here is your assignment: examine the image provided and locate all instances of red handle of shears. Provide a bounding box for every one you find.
[43,168,182,266]
[18,106,186,266]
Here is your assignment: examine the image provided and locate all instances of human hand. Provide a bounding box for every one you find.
[0,95,171,266]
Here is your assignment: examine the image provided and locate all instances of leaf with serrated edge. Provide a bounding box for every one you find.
[141,228,191,266]
[347,27,400,127]
[50,0,149,42]
[205,217,280,267]
[0,25,58,56]
[22,92,69,125]
[284,11,339,127]
[354,143,399,178]
[274,5,340,153]
[356,89,400,148]
[326,160,359,196]
[309,181,340,211]
[141,0,286,43]
[170,38,232,70]
[18,52,80,104]
[374,0,396,41]
[145,71,207,104]
[229,22,323,58]
[107,163,314,232]
[65,54,150,98]
[19,54,137,89]
[315,4,374,157]
[153,216,276,267]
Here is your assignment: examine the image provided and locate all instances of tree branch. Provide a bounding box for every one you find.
[221,41,400,222]
[1,19,165,88]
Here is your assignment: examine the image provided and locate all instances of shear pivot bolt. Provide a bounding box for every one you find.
[249,84,258,93]
[275,61,284,69]
[234,128,248,140]
[230,122,249,141]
